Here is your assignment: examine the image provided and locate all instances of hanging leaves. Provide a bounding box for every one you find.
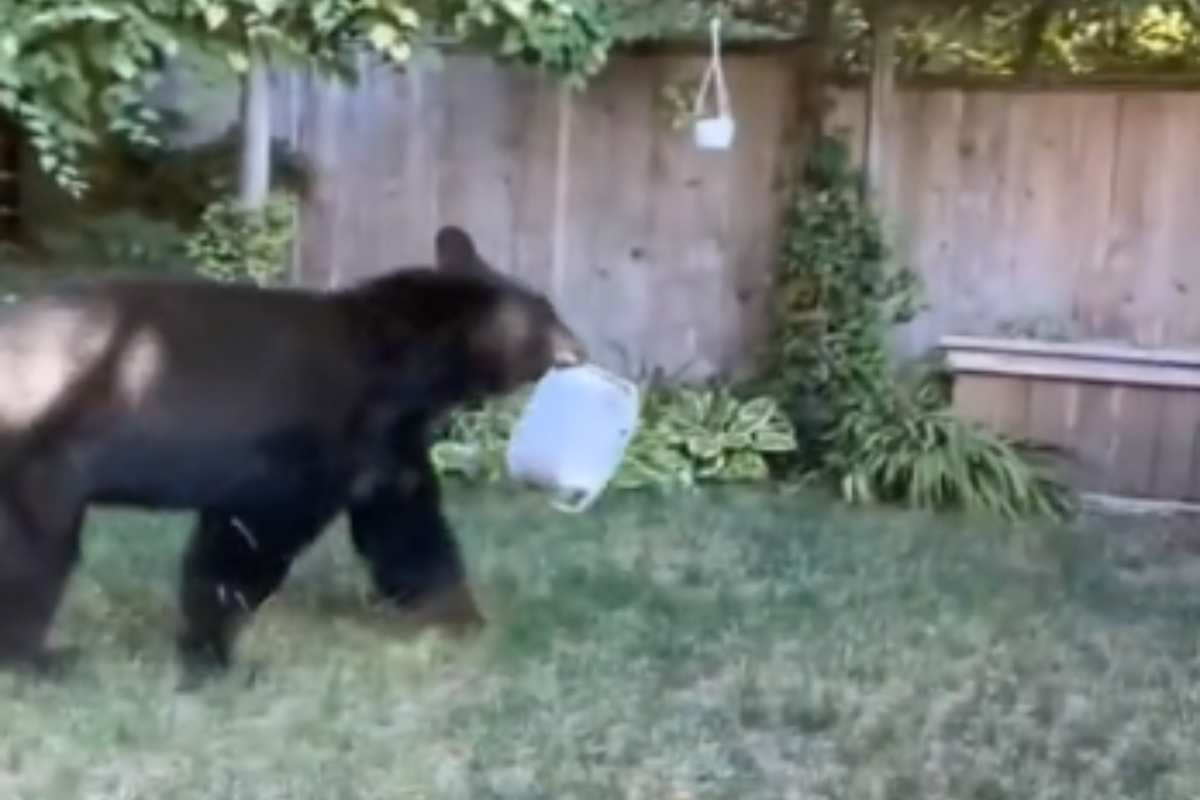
[4,0,617,198]
[0,0,181,197]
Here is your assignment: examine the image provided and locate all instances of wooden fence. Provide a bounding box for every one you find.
[274,59,1200,378]
[824,78,1200,502]
[271,47,811,381]
[17,51,1200,386]
[825,80,1200,359]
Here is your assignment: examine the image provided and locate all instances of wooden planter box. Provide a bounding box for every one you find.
[941,335,1200,502]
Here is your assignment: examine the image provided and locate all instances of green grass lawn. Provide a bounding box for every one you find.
[3,487,1200,799]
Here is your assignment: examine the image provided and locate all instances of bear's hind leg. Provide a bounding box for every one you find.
[176,508,327,684]
[348,453,485,636]
[0,465,85,675]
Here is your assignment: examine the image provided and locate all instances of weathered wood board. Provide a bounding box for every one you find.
[945,335,1200,501]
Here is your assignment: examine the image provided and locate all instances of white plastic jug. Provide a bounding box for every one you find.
[505,364,640,513]
[694,115,736,150]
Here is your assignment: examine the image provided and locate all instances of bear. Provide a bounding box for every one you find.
[0,225,586,682]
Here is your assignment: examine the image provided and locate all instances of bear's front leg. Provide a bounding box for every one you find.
[176,508,328,687]
[347,451,485,637]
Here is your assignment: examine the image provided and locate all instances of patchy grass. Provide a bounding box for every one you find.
[4,487,1200,799]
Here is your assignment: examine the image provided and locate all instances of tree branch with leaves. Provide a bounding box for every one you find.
[0,1,183,197]
[2,0,615,205]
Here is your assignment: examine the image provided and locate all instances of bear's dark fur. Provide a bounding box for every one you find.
[0,226,585,680]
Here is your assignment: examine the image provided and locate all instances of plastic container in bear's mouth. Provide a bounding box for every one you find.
[505,364,640,513]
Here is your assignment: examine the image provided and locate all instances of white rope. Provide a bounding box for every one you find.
[693,17,730,120]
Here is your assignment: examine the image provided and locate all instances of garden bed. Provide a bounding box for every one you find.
[942,335,1200,502]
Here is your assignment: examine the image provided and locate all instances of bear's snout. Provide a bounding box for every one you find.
[551,325,587,368]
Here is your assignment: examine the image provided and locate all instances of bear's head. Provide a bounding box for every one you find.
[342,226,587,406]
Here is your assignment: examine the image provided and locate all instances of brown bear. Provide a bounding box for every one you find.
[0,225,585,683]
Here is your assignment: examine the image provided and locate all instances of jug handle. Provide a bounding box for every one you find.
[551,486,601,514]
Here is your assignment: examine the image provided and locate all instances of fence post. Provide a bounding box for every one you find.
[863,2,896,208]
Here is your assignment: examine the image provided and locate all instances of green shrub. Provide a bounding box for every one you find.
[765,136,1075,522]
[430,391,531,484]
[184,193,296,287]
[430,383,797,492]
[613,386,796,490]
[826,375,1075,520]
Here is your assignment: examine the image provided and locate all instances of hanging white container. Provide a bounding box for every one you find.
[692,17,736,150]
[505,364,641,513]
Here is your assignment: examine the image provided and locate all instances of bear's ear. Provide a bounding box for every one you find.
[435,226,483,274]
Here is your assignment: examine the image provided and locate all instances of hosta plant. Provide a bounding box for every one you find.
[613,387,797,490]
[430,384,798,491]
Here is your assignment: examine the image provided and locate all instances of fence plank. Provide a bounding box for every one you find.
[1109,386,1166,497]
[952,374,1030,435]
[1152,389,1200,500]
